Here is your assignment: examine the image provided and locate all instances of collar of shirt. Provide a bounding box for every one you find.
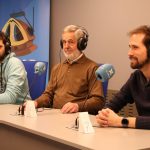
[64,53,86,64]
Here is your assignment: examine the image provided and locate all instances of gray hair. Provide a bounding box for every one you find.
[62,25,87,41]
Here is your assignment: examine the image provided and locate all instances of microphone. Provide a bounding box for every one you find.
[95,64,115,82]
[18,61,46,115]
[74,64,115,129]
[34,62,46,75]
[74,68,101,129]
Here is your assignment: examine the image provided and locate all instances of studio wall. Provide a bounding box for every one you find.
[50,0,150,90]
[0,0,50,65]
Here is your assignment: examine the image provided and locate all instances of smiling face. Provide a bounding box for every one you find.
[128,33,149,69]
[61,31,81,61]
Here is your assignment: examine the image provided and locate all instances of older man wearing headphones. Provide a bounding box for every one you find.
[34,25,105,115]
[0,31,30,103]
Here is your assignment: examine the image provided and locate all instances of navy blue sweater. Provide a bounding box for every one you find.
[105,70,150,129]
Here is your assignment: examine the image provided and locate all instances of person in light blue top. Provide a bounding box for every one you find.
[0,31,30,103]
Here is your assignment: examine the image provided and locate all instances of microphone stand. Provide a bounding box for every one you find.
[74,76,99,129]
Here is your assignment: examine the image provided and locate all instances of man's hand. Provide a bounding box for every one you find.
[61,102,79,113]
[96,108,122,127]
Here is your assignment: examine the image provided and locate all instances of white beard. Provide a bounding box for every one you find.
[63,51,75,61]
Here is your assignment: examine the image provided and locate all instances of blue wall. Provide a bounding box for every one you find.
[0,0,50,63]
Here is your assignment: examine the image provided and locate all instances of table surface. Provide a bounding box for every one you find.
[0,104,150,150]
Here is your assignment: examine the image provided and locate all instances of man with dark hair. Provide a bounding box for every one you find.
[0,31,30,103]
[96,25,150,129]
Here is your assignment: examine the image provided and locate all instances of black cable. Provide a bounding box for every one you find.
[59,48,62,63]
[74,69,104,129]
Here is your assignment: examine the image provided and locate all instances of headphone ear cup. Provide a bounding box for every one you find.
[60,39,63,49]
[77,37,88,51]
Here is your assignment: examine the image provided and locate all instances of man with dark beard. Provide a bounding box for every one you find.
[96,25,150,129]
[0,31,30,103]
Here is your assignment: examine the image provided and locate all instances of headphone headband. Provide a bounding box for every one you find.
[60,25,88,51]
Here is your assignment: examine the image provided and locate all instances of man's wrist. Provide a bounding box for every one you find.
[116,116,123,127]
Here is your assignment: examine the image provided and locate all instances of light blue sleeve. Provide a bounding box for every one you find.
[0,57,30,104]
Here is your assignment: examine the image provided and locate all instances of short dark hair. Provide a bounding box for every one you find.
[128,25,150,58]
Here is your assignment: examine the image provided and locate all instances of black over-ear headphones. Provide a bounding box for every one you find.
[60,26,89,51]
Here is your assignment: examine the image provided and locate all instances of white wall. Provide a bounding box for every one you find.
[50,0,150,90]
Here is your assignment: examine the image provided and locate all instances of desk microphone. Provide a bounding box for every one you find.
[34,62,46,75]
[18,61,46,115]
[95,64,115,82]
[75,64,115,129]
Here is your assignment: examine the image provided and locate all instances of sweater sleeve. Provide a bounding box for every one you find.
[35,65,58,107]
[105,75,134,112]
[0,58,28,103]
[136,116,150,129]
[77,65,105,115]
